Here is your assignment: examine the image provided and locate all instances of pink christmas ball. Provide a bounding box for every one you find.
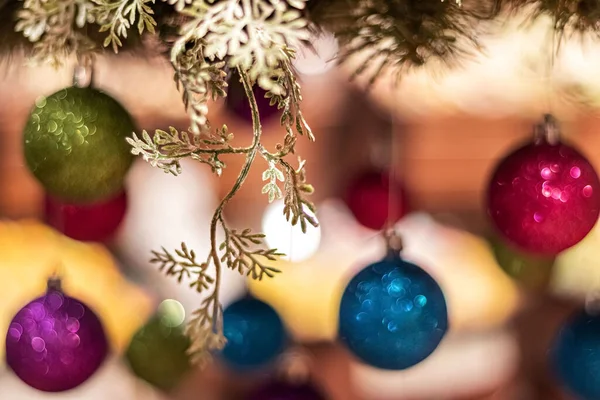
[44,191,127,242]
[487,141,600,255]
[245,380,328,400]
[5,286,109,392]
[344,169,409,231]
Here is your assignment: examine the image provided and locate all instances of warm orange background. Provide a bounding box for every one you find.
[0,53,597,399]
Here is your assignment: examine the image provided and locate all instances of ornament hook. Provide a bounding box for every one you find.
[73,54,94,88]
[534,114,560,145]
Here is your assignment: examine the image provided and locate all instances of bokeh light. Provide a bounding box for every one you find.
[262,200,321,263]
[293,32,338,77]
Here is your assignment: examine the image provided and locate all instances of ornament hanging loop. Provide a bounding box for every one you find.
[73,54,94,88]
[534,114,560,145]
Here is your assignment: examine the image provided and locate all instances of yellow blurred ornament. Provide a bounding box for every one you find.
[248,204,521,340]
[553,218,600,299]
[0,220,152,361]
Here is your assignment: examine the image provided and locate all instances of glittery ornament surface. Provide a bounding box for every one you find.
[23,87,135,204]
[487,141,600,255]
[5,288,109,392]
[245,380,328,400]
[125,300,190,392]
[552,310,600,400]
[338,254,448,370]
[344,170,409,231]
[44,191,128,242]
[221,297,286,370]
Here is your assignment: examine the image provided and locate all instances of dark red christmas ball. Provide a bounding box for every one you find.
[245,380,327,400]
[44,191,127,242]
[344,169,409,231]
[5,283,109,392]
[226,72,279,125]
[487,140,600,255]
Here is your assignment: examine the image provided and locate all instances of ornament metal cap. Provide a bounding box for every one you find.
[46,274,63,292]
[384,229,403,259]
[534,114,560,145]
[73,55,94,88]
[278,347,311,386]
[585,291,600,316]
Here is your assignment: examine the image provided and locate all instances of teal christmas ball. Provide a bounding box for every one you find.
[552,309,600,400]
[23,87,135,203]
[221,297,286,370]
[338,253,448,370]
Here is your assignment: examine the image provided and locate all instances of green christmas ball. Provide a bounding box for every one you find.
[489,235,555,291]
[125,300,192,392]
[23,86,135,203]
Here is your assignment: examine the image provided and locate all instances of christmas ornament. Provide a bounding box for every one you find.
[226,70,279,125]
[489,235,555,291]
[5,277,109,392]
[344,169,409,231]
[0,221,152,362]
[125,299,191,392]
[23,86,135,204]
[221,297,287,370]
[552,309,600,400]
[338,234,448,370]
[246,380,328,400]
[487,116,600,256]
[44,191,128,242]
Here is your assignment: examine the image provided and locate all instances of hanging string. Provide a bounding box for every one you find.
[545,17,558,118]
[385,85,403,252]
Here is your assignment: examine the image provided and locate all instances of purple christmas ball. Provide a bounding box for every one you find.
[5,282,109,392]
[246,380,328,400]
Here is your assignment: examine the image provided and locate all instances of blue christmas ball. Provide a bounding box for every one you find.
[338,254,448,370]
[221,297,286,370]
[552,310,600,400]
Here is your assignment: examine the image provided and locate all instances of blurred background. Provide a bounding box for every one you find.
[3,15,600,400]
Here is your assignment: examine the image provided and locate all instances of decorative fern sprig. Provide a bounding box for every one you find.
[15,0,95,65]
[220,228,283,279]
[93,0,157,52]
[140,66,315,365]
[16,0,316,367]
[280,158,317,232]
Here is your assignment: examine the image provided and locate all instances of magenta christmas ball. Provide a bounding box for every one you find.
[487,140,600,255]
[5,281,109,392]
